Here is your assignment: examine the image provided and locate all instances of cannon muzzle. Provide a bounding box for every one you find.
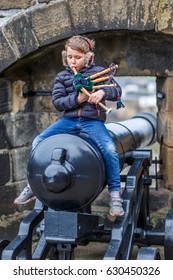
[28,112,156,211]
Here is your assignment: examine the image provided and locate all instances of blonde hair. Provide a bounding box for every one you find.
[62,35,95,67]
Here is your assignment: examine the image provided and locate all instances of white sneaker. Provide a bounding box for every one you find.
[13,184,35,204]
[109,190,124,217]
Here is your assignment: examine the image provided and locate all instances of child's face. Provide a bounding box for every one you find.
[66,47,85,72]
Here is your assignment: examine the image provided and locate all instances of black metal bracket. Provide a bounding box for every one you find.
[23,91,52,97]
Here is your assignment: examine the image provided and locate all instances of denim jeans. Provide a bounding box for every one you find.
[32,117,121,192]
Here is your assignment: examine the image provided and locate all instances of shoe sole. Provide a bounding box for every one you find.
[13,196,36,205]
[107,210,124,222]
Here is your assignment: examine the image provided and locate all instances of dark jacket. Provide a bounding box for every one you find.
[52,64,122,122]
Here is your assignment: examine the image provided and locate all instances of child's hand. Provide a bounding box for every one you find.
[77,92,89,104]
[88,90,105,104]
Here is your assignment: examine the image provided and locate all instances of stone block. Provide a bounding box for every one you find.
[157,0,173,35]
[157,110,173,147]
[0,119,7,148]
[68,0,101,33]
[0,81,11,113]
[4,113,38,148]
[11,147,30,181]
[0,152,10,186]
[35,111,55,134]
[99,0,158,31]
[27,1,73,46]
[0,80,12,114]
[34,96,54,112]
[0,30,17,73]
[2,13,39,58]
[157,77,173,112]
[159,145,173,190]
[12,80,27,114]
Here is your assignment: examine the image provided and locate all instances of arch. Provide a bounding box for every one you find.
[0,0,173,75]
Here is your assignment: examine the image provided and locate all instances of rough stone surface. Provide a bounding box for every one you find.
[11,147,31,181]
[0,184,17,215]
[157,110,173,147]
[0,0,36,9]
[68,0,101,33]
[27,1,72,47]
[159,145,173,190]
[4,113,38,148]
[100,0,159,31]
[157,0,173,34]
[2,13,39,58]
[157,77,173,112]
[0,30,17,73]
[0,152,10,186]
[0,119,7,149]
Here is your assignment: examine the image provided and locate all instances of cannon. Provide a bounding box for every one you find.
[1,112,173,260]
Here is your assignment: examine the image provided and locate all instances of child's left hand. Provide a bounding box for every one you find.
[88,90,105,104]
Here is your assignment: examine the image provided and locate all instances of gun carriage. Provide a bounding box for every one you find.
[1,111,173,260]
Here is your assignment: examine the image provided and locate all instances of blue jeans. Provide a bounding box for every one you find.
[32,117,121,192]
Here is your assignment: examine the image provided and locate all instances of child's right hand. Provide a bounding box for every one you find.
[88,90,105,104]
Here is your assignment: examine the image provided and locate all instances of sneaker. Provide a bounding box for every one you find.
[13,184,36,205]
[109,190,124,217]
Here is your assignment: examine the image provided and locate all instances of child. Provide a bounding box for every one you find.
[14,35,124,217]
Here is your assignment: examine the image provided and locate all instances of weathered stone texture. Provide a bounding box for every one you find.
[157,0,173,34]
[0,152,10,186]
[4,113,38,148]
[159,145,173,190]
[0,184,17,215]
[157,110,173,147]
[12,80,27,114]
[100,0,159,31]
[0,30,17,73]
[0,0,36,9]
[0,80,12,114]
[34,111,56,134]
[68,0,101,33]
[156,76,173,190]
[2,14,39,58]
[27,1,72,46]
[157,77,173,112]
[11,147,31,181]
[0,119,7,148]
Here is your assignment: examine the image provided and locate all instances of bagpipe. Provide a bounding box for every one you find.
[72,63,125,114]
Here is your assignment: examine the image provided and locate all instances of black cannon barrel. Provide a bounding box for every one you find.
[106,112,157,168]
[28,112,156,211]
